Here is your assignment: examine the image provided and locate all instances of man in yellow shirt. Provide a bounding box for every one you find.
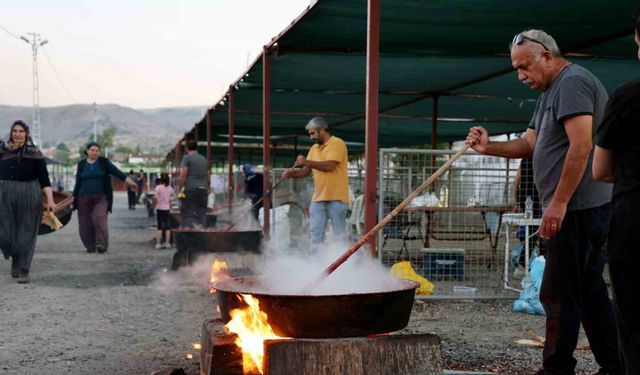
[283,117,349,247]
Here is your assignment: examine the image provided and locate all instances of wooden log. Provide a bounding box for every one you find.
[200,319,243,375]
[264,333,442,375]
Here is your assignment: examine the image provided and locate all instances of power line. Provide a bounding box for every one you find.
[42,46,78,103]
[0,24,20,39]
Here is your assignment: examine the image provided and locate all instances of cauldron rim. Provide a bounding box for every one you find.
[212,275,419,297]
[171,228,261,233]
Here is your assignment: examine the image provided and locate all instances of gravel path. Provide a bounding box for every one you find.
[0,193,603,374]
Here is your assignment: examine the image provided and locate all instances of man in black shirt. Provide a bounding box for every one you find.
[593,10,640,374]
[242,164,264,221]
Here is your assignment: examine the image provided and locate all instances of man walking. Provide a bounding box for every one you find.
[466,30,620,375]
[283,117,349,250]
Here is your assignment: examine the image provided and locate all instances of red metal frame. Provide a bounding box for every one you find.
[431,95,439,150]
[262,46,271,238]
[175,138,182,179]
[206,111,212,167]
[364,0,380,256]
[228,88,235,214]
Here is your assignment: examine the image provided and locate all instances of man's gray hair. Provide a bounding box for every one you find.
[305,116,329,131]
[511,29,561,57]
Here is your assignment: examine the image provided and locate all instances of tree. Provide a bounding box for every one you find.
[114,145,134,154]
[79,126,117,154]
[56,142,70,152]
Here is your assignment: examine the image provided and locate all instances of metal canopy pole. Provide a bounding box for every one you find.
[262,46,272,238]
[194,122,199,144]
[228,88,235,215]
[431,95,439,150]
[175,139,182,180]
[206,111,212,168]
[364,0,380,257]
[431,95,439,184]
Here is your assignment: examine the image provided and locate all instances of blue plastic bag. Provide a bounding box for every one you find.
[513,255,546,315]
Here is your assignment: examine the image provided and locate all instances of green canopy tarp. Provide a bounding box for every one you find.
[168,0,639,164]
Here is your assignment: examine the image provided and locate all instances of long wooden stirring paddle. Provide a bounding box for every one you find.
[307,144,472,289]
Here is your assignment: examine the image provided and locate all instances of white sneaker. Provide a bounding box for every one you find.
[155,244,163,250]
[163,243,172,249]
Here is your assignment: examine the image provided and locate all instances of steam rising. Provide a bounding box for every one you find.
[258,238,406,295]
[153,202,408,296]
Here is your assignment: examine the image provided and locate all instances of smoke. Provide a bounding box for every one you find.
[258,237,406,295]
[151,203,407,297]
[225,199,261,231]
[149,252,262,293]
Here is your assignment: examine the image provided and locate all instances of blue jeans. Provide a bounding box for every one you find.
[309,201,348,245]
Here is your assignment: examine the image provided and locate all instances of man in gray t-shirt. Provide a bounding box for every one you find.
[177,139,210,228]
[466,30,620,375]
[529,63,612,210]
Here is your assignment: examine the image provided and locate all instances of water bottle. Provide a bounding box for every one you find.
[524,196,533,219]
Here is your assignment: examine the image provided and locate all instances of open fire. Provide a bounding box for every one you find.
[210,258,286,374]
[224,294,284,374]
[210,259,229,292]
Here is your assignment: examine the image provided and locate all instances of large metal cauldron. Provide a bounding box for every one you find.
[169,211,218,228]
[213,276,419,338]
[172,228,262,253]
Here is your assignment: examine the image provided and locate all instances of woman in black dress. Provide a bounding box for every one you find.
[0,120,55,283]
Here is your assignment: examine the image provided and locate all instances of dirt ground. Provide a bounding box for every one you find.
[0,193,602,375]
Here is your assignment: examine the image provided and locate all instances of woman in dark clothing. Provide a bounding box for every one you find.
[72,142,136,253]
[0,120,55,283]
[127,169,137,210]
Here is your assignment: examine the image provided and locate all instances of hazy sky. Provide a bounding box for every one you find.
[0,0,312,109]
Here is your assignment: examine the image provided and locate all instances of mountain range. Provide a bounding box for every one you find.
[0,104,204,153]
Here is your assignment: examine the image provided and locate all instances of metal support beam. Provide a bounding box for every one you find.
[262,46,272,238]
[430,95,440,190]
[228,88,235,215]
[175,140,182,180]
[364,0,380,257]
[206,111,212,168]
[431,95,439,150]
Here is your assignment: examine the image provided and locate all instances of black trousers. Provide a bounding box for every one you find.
[250,197,263,221]
[180,188,208,228]
[127,190,136,209]
[540,203,621,375]
[609,263,640,375]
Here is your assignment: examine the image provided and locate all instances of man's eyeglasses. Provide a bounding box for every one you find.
[512,33,550,52]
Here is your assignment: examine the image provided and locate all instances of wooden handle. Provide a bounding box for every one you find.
[225,163,299,232]
[314,144,472,284]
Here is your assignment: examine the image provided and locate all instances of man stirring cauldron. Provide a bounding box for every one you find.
[466,29,620,375]
[283,117,349,251]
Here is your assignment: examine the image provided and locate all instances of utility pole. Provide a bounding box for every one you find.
[93,102,98,142]
[20,33,48,146]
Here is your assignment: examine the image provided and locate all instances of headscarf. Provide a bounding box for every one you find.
[242,164,255,176]
[0,120,44,161]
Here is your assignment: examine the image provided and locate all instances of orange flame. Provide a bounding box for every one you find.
[224,294,284,374]
[209,259,229,294]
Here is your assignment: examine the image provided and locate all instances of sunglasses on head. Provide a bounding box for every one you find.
[512,33,550,52]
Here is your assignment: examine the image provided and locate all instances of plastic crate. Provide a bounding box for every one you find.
[421,248,465,281]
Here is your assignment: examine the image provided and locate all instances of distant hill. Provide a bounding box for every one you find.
[0,104,203,153]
